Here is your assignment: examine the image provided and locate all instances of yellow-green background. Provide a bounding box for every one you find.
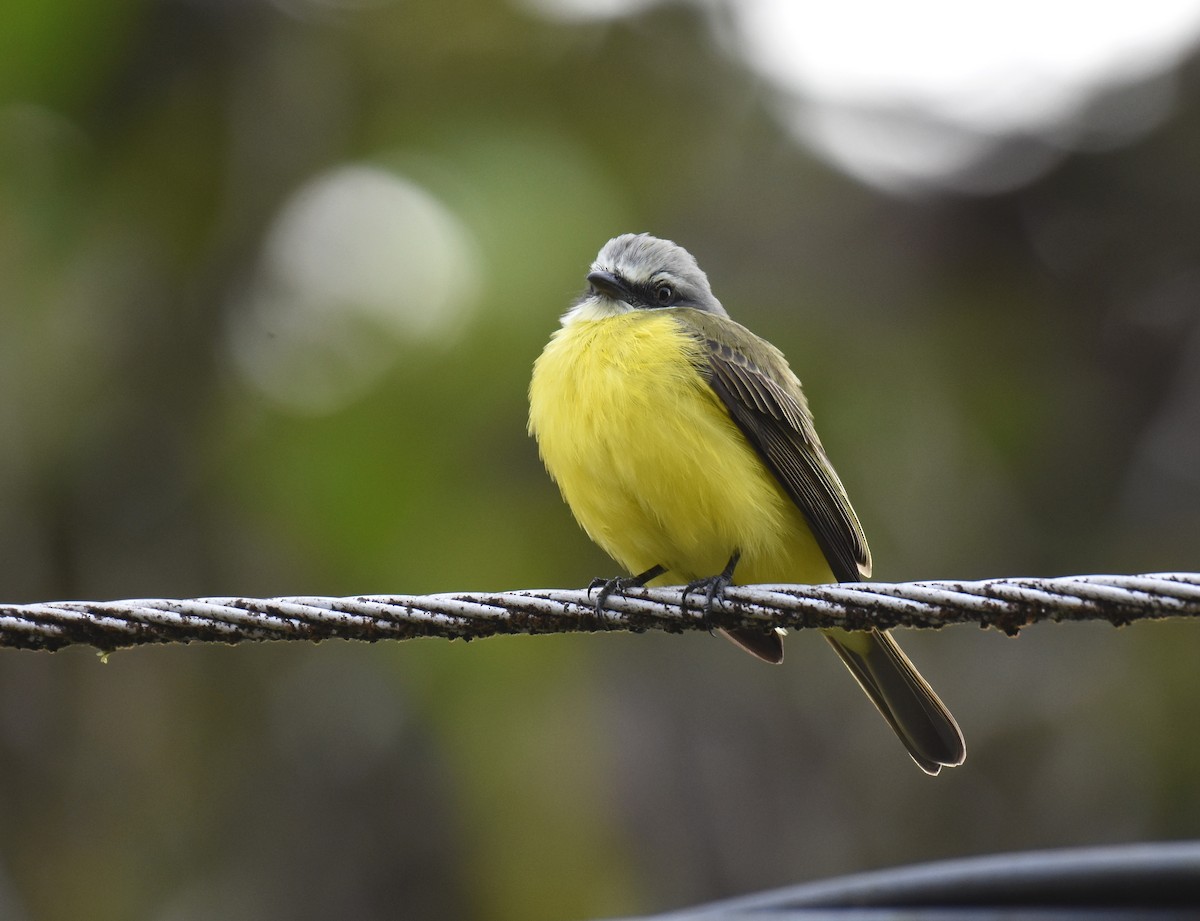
[2,2,1199,920]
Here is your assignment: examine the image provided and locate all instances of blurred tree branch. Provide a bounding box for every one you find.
[0,573,1196,654]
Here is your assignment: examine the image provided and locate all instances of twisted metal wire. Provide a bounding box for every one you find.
[0,572,1196,653]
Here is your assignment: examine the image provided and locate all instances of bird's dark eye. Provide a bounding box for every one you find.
[655,284,675,306]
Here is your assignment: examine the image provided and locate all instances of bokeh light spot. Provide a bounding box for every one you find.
[226,164,481,414]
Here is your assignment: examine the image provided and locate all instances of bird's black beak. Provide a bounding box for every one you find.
[587,270,632,302]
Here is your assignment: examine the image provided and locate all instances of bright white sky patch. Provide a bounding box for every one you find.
[736,0,1200,132]
[525,0,1200,192]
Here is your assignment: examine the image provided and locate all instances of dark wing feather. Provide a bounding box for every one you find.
[687,319,871,583]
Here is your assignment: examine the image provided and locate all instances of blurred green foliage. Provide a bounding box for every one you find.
[2,1,1200,920]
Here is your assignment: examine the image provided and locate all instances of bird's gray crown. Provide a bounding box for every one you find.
[583,233,728,317]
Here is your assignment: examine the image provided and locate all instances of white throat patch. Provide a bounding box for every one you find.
[561,295,635,325]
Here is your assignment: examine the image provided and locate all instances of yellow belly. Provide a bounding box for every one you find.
[528,311,833,585]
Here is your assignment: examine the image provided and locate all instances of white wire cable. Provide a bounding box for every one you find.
[0,572,1196,653]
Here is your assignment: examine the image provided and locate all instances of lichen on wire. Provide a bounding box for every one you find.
[0,572,1197,654]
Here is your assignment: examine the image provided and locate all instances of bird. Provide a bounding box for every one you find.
[528,232,965,774]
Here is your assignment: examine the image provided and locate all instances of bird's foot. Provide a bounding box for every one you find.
[589,564,666,613]
[681,552,741,626]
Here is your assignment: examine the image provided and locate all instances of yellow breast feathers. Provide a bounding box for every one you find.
[528,310,830,584]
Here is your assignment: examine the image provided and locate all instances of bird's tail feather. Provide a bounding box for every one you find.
[719,626,785,664]
[823,628,965,774]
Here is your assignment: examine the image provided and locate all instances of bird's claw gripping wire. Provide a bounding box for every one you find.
[589,564,667,613]
[681,551,741,628]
